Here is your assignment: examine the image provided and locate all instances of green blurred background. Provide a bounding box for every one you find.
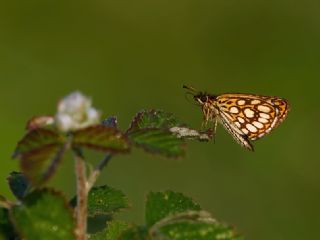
[0,0,319,239]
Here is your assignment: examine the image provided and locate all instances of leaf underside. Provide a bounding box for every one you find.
[13,128,66,186]
[72,125,130,153]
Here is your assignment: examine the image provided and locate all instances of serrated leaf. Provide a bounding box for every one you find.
[155,220,243,240]
[13,128,65,157]
[126,110,186,158]
[128,109,213,143]
[127,110,182,132]
[128,129,186,158]
[71,185,129,217]
[145,191,201,227]
[7,172,29,200]
[0,208,15,239]
[13,128,66,186]
[88,185,129,216]
[72,125,130,153]
[10,189,75,240]
[150,211,244,240]
[119,226,150,240]
[90,220,130,240]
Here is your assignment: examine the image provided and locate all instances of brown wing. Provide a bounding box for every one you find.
[216,93,290,141]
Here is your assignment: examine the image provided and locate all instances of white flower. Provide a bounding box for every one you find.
[55,91,101,132]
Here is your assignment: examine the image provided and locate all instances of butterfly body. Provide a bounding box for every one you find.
[184,86,290,151]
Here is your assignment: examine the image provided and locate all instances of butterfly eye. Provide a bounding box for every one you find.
[200,96,207,102]
[195,94,207,103]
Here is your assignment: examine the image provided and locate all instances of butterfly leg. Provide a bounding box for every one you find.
[201,106,210,129]
[213,118,218,143]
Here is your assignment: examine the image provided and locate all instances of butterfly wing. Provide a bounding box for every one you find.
[216,94,290,141]
[218,110,254,151]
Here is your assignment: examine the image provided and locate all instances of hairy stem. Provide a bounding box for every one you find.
[86,153,112,192]
[74,148,88,240]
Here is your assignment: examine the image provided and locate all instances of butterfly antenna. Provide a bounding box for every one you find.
[183,85,198,95]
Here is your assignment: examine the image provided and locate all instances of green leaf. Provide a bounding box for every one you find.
[88,215,111,234]
[127,110,187,158]
[155,218,243,240]
[128,129,186,158]
[119,226,150,240]
[0,208,15,239]
[10,189,75,240]
[150,211,244,240]
[127,109,213,143]
[145,191,201,227]
[127,110,182,132]
[72,125,130,153]
[88,185,129,216]
[13,128,66,186]
[71,185,129,217]
[90,220,130,240]
[7,171,30,200]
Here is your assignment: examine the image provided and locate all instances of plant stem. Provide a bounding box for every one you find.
[86,153,112,192]
[0,197,13,209]
[74,148,88,240]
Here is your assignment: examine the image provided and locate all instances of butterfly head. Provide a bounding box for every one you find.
[183,85,214,105]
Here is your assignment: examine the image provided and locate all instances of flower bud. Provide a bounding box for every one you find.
[55,92,100,132]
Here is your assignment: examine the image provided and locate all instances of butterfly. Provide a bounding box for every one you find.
[183,85,290,151]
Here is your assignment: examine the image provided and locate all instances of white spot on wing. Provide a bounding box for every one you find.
[258,105,271,113]
[235,122,241,128]
[253,121,264,129]
[258,117,268,123]
[244,108,255,118]
[259,113,270,119]
[230,106,239,113]
[251,100,261,105]
[242,128,249,134]
[237,100,245,105]
[246,123,257,133]
[237,117,245,123]
[270,116,279,128]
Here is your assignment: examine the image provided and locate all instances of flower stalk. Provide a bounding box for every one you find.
[86,153,112,192]
[74,148,88,240]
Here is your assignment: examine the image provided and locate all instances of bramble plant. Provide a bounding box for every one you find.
[0,92,244,240]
